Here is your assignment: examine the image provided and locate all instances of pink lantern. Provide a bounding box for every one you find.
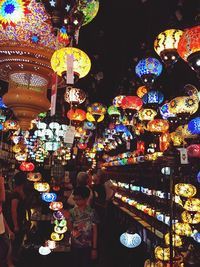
[187,144,200,158]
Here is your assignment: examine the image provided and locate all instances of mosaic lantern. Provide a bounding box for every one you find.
[49,202,63,211]
[38,246,51,256]
[20,161,35,172]
[181,210,200,224]
[3,120,19,131]
[175,183,197,198]
[107,105,121,116]
[64,87,86,105]
[119,232,141,248]
[138,108,157,121]
[51,47,91,79]
[42,193,57,203]
[164,233,182,247]
[54,225,67,234]
[177,25,200,74]
[34,182,50,192]
[136,86,148,98]
[50,232,64,241]
[154,246,174,261]
[169,95,199,116]
[142,90,164,105]
[27,172,42,182]
[188,117,200,134]
[160,103,176,120]
[135,58,163,87]
[113,95,126,108]
[173,222,192,236]
[53,211,64,220]
[121,96,143,110]
[67,108,86,122]
[154,29,183,65]
[184,198,200,212]
[87,102,107,115]
[147,119,169,133]
[187,144,200,158]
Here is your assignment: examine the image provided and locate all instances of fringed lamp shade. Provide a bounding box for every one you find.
[177,25,200,73]
[154,246,174,261]
[147,119,169,133]
[154,29,183,65]
[184,198,200,212]
[138,108,157,121]
[188,117,200,134]
[64,87,86,105]
[164,233,182,247]
[67,108,86,122]
[175,183,197,198]
[51,47,91,78]
[181,211,200,224]
[135,58,162,86]
[121,96,143,110]
[187,144,200,158]
[136,86,148,98]
[173,222,193,236]
[142,90,164,105]
[113,95,126,107]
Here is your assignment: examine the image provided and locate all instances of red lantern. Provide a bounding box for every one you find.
[78,143,87,150]
[147,119,169,133]
[67,109,86,122]
[137,141,145,155]
[20,162,35,172]
[187,144,200,158]
[159,133,170,152]
[121,96,143,110]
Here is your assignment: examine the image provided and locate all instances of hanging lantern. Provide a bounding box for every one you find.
[113,95,126,108]
[169,95,198,116]
[64,87,86,105]
[51,47,91,79]
[175,183,197,198]
[164,233,182,247]
[138,108,157,121]
[67,108,86,123]
[154,246,174,261]
[160,103,176,120]
[20,161,35,172]
[50,232,64,242]
[42,193,57,203]
[142,90,164,106]
[107,105,121,116]
[53,211,65,220]
[136,86,148,98]
[54,225,67,234]
[154,29,183,65]
[188,117,200,134]
[15,152,27,162]
[135,58,163,87]
[177,25,200,74]
[184,198,200,212]
[159,132,170,152]
[46,240,56,250]
[84,121,95,130]
[27,172,42,182]
[119,231,142,248]
[49,202,63,211]
[34,182,50,193]
[38,246,51,256]
[147,119,169,133]
[4,120,19,131]
[87,102,107,115]
[78,143,87,150]
[137,141,145,154]
[181,210,200,224]
[173,222,193,236]
[121,96,143,110]
[187,144,200,158]
[54,219,67,227]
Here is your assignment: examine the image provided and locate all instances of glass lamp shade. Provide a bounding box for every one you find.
[49,122,60,131]
[53,211,64,220]
[84,121,95,130]
[121,96,143,110]
[42,193,57,203]
[54,219,67,227]
[184,198,200,212]
[161,167,171,175]
[64,87,86,105]
[77,0,99,26]
[188,117,200,134]
[169,96,199,115]
[50,232,64,241]
[173,222,193,236]
[67,108,86,122]
[87,102,107,115]
[160,103,176,119]
[175,183,197,198]
[54,225,67,234]
[147,119,169,133]
[51,47,91,78]
[46,240,56,250]
[15,152,27,162]
[193,231,200,243]
[187,144,200,158]
[119,232,142,248]
[164,233,182,247]
[38,246,51,256]
[49,202,63,211]
[4,120,19,130]
[177,25,200,73]
[78,143,87,150]
[20,161,35,172]
[113,95,126,107]
[154,246,174,261]
[135,58,163,86]
[136,86,148,98]
[154,29,183,65]
[138,108,157,121]
[86,112,104,123]
[107,105,121,116]
[181,210,200,224]
[197,171,200,183]
[142,91,164,105]
[27,172,42,182]
[34,182,50,193]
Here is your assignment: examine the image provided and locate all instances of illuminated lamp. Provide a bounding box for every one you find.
[27,172,42,182]
[50,232,64,242]
[177,25,200,75]
[38,246,51,256]
[77,0,99,26]
[86,112,104,123]
[184,198,200,212]
[161,167,171,175]
[78,143,87,150]
[34,182,50,193]
[188,117,200,134]
[181,210,200,224]
[136,86,148,98]
[197,171,200,183]
[38,112,47,119]
[121,96,143,110]
[64,87,86,105]
[15,152,27,162]
[187,144,200,158]
[193,231,200,243]
[173,222,193,236]
[84,121,95,130]
[49,202,63,211]
[160,103,176,120]
[159,133,170,152]
[154,29,183,66]
[142,90,164,105]
[42,193,57,203]
[164,233,182,247]
[147,119,169,133]
[138,108,157,121]
[120,231,141,248]
[54,219,67,227]
[113,95,126,108]
[20,161,35,172]
[54,225,67,234]
[135,58,163,87]
[0,97,6,109]
[115,124,128,133]
[52,185,60,192]
[49,122,60,131]
[51,47,91,79]
[4,120,19,131]
[175,183,197,198]
[154,246,174,261]
[53,211,64,220]
[127,158,136,165]
[67,108,86,124]
[46,240,56,250]
[107,105,121,116]
[87,102,107,120]
[12,144,24,154]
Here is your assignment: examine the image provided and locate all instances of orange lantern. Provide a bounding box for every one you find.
[121,96,143,110]
[147,119,169,133]
[159,133,170,152]
[49,202,63,211]
[20,162,35,172]
[67,108,86,122]
[136,86,148,98]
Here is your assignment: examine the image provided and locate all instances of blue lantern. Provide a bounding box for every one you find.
[42,193,57,203]
[135,58,162,86]
[115,124,128,133]
[197,171,200,183]
[160,103,176,119]
[188,117,200,134]
[84,121,96,130]
[120,232,142,248]
[0,97,6,109]
[193,232,200,243]
[142,90,164,105]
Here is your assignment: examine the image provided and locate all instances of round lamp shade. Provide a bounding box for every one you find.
[154,246,174,261]
[42,193,57,203]
[64,87,86,104]
[165,233,182,247]
[181,210,200,224]
[87,102,107,115]
[34,182,50,193]
[188,117,200,134]
[136,86,148,98]
[49,202,63,211]
[107,105,121,116]
[54,219,67,227]
[160,103,176,119]
[147,119,169,133]
[46,240,56,250]
[53,211,65,220]
[120,232,141,248]
[50,232,64,241]
[187,144,200,158]
[39,246,51,256]
[113,95,126,107]
[138,108,157,121]
[51,47,91,78]
[67,108,86,122]
[86,112,104,123]
[20,162,35,172]
[142,90,164,105]
[183,198,200,212]
[54,225,67,234]
[121,96,143,110]
[27,172,42,182]
[175,183,197,198]
[169,96,198,115]
[173,222,192,236]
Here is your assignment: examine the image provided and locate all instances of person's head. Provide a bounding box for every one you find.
[13,171,26,188]
[76,172,89,186]
[92,174,101,184]
[73,186,90,207]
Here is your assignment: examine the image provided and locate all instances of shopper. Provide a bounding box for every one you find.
[65,186,98,267]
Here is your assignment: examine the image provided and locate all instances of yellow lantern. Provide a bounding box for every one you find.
[27,172,42,182]
[154,246,174,261]
[184,198,200,212]
[86,112,104,123]
[15,152,28,162]
[181,210,200,224]
[51,47,91,78]
[169,95,199,116]
[50,232,64,241]
[34,182,50,192]
[164,233,182,247]
[136,86,148,98]
[138,108,157,121]
[147,119,169,133]
[175,183,197,198]
[173,222,192,236]
[54,225,67,234]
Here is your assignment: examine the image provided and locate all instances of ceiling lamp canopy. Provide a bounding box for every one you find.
[64,86,86,105]
[177,25,200,74]
[51,47,91,79]
[154,29,183,66]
